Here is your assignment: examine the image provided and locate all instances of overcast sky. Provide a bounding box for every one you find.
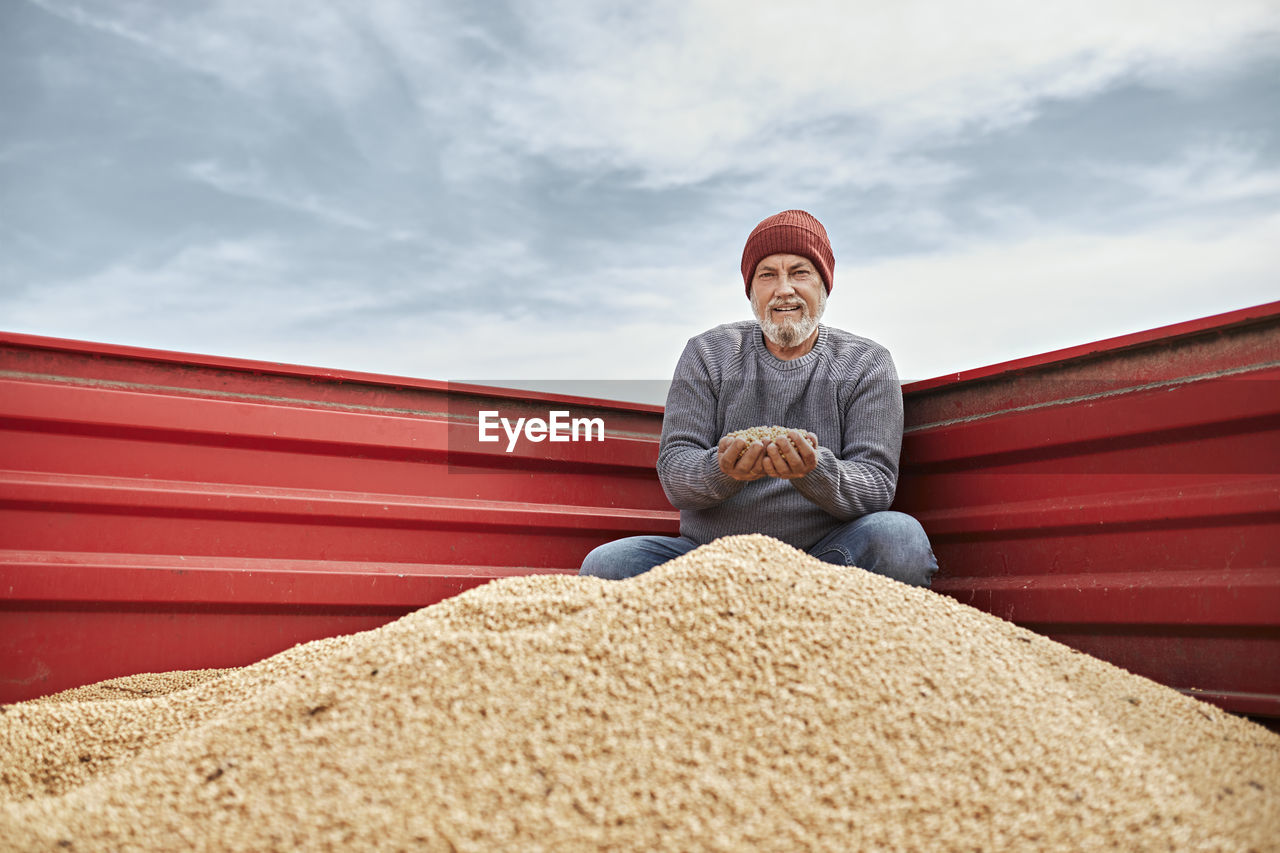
[3,0,1278,404]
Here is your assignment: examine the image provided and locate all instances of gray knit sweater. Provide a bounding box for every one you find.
[657,321,903,550]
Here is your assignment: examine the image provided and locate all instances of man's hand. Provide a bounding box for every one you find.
[717,436,767,481]
[718,430,819,481]
[761,430,819,480]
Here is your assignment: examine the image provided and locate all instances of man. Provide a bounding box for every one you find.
[580,210,937,586]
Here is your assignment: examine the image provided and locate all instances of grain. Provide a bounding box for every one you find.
[1,534,1277,851]
[724,425,816,461]
[725,425,796,442]
[31,670,236,704]
[724,425,812,447]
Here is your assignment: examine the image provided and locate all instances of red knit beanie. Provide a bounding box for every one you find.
[741,209,834,295]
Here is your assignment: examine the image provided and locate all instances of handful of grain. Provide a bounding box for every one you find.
[724,425,815,458]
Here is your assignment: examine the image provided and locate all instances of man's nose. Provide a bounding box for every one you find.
[777,275,797,294]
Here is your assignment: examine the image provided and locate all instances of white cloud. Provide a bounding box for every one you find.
[10,0,1278,404]
[1,230,732,398]
[373,205,1278,398]
[34,0,1280,191]
[9,210,1276,404]
[32,1,408,105]
[1100,139,1280,206]
[29,0,465,170]
[4,239,364,349]
[829,210,1280,382]
[186,160,379,230]
[484,0,1280,187]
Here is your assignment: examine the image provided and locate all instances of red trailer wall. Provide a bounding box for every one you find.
[897,301,1280,719]
[2,301,1277,720]
[0,337,676,702]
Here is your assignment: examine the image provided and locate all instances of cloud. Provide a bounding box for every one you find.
[0,237,402,355]
[185,160,380,231]
[30,1,406,104]
[7,0,1277,406]
[829,209,1280,382]
[25,0,464,171]
[32,0,1280,192]
[480,0,1280,188]
[1098,138,1280,206]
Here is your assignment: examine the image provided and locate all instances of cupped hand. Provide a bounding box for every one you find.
[717,436,767,481]
[761,429,819,479]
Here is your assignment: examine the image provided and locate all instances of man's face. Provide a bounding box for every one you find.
[749,253,827,350]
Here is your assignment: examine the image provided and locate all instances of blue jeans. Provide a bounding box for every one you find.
[579,511,939,587]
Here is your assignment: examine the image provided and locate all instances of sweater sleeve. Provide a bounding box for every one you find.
[790,345,902,519]
[656,337,749,510]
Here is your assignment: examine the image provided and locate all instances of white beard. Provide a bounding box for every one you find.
[754,288,827,349]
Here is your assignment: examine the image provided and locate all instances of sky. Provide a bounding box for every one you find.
[3,0,1278,405]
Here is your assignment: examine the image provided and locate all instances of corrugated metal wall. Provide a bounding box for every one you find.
[3,302,1277,719]
[0,335,677,702]
[897,301,1280,719]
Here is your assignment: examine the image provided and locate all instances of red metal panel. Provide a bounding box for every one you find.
[0,333,677,702]
[898,300,1280,720]
[4,302,1278,720]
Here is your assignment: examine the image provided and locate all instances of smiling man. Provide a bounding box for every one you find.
[580,210,938,586]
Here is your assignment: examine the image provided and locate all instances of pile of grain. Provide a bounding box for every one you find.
[2,535,1277,851]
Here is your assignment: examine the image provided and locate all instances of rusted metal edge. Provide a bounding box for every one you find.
[905,359,1280,433]
[1177,689,1280,718]
[903,299,1280,394]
